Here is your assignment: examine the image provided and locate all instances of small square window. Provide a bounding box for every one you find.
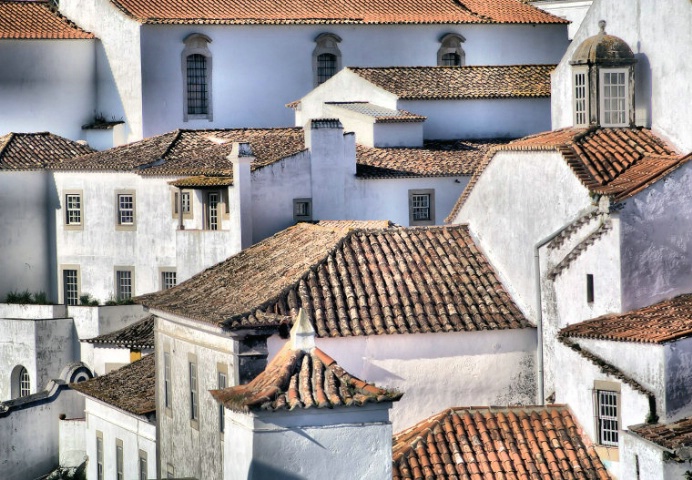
[293,198,312,221]
[162,271,177,290]
[409,189,435,226]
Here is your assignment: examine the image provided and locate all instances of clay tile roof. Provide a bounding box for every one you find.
[0,1,93,39]
[83,316,154,349]
[349,65,555,100]
[356,139,512,179]
[70,354,155,416]
[316,219,396,230]
[52,128,306,177]
[168,175,233,187]
[108,0,566,25]
[630,418,692,451]
[211,341,401,412]
[561,293,692,344]
[446,127,686,222]
[392,405,610,480]
[0,132,95,170]
[326,102,426,123]
[138,222,530,336]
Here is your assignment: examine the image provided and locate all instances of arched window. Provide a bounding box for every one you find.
[313,33,342,86]
[11,365,30,399]
[182,34,213,121]
[437,33,466,67]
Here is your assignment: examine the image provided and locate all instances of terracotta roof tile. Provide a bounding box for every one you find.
[168,175,233,187]
[52,128,306,177]
[108,0,566,25]
[356,139,511,179]
[392,405,610,480]
[326,102,426,123]
[630,418,692,451]
[0,132,94,170]
[316,220,396,230]
[561,293,692,344]
[70,354,155,416]
[138,222,530,336]
[0,1,93,39]
[83,316,154,349]
[446,127,686,222]
[211,341,401,412]
[349,65,555,100]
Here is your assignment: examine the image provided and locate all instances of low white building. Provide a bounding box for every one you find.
[82,315,154,375]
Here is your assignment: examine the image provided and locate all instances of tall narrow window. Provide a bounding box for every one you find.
[65,194,82,225]
[206,192,219,230]
[117,193,135,226]
[115,439,124,480]
[313,33,342,86]
[19,367,30,397]
[164,352,172,409]
[218,371,227,433]
[96,432,104,480]
[437,33,466,67]
[574,71,588,125]
[116,269,133,301]
[189,360,199,421]
[586,274,595,303]
[597,390,619,446]
[182,33,213,121]
[317,54,336,84]
[63,269,79,306]
[139,450,148,480]
[601,69,628,126]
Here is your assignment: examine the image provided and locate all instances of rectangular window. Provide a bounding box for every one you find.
[139,450,147,480]
[218,371,227,433]
[96,432,104,480]
[190,360,198,421]
[115,439,124,480]
[574,71,588,125]
[162,271,177,290]
[293,198,312,221]
[116,269,133,301]
[586,274,595,303]
[187,54,208,115]
[173,191,192,216]
[65,193,83,227]
[597,390,619,446]
[206,192,219,230]
[117,193,135,225]
[63,269,79,306]
[164,352,172,409]
[601,70,627,126]
[409,189,435,226]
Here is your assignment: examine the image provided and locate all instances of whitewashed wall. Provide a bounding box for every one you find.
[621,432,665,480]
[226,406,393,480]
[267,328,537,431]
[664,337,692,422]
[83,399,156,480]
[532,0,593,39]
[551,0,692,152]
[59,417,87,468]
[0,40,95,141]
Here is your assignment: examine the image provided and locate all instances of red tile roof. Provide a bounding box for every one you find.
[356,140,511,179]
[52,128,306,177]
[211,341,401,412]
[0,132,94,170]
[109,0,566,25]
[561,293,692,344]
[326,102,426,123]
[446,127,687,222]
[349,65,555,100]
[392,405,610,480]
[0,1,93,39]
[70,354,155,416]
[138,222,530,336]
[83,316,154,349]
[630,418,692,451]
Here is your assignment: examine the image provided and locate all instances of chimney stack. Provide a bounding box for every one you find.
[228,142,253,251]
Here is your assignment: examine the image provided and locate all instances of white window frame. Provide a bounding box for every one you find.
[437,33,466,67]
[594,380,621,449]
[409,189,435,226]
[206,191,220,230]
[600,68,629,127]
[138,450,147,480]
[161,269,177,290]
[218,366,227,434]
[189,354,199,426]
[64,190,83,230]
[19,367,30,397]
[115,438,124,480]
[313,33,342,86]
[62,266,80,306]
[182,33,213,122]
[573,67,589,126]
[115,267,134,301]
[96,431,104,480]
[116,191,136,229]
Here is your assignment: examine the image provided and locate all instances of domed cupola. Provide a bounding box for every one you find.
[569,20,637,127]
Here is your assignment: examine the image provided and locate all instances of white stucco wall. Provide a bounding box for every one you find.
[455,150,593,321]
[621,432,665,480]
[59,417,87,468]
[267,328,537,431]
[531,0,593,39]
[0,40,95,141]
[619,164,692,312]
[226,406,393,480]
[664,337,692,422]
[551,0,692,152]
[83,398,156,480]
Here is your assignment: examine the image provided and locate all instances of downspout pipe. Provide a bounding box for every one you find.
[534,207,597,405]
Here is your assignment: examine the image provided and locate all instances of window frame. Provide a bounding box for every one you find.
[114,267,134,302]
[182,33,213,122]
[115,438,124,480]
[408,189,436,226]
[312,33,342,86]
[163,350,172,412]
[172,189,193,219]
[573,67,589,126]
[437,33,466,67]
[64,190,84,230]
[593,380,621,450]
[160,269,177,290]
[205,191,221,230]
[61,265,80,306]
[96,431,104,480]
[19,367,30,397]
[115,190,136,230]
[138,450,148,480]
[599,68,629,127]
[293,198,313,222]
[189,353,199,428]
[218,363,228,434]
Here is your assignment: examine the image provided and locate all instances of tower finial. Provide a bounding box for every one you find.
[598,20,606,34]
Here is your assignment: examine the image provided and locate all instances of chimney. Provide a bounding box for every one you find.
[228,142,253,251]
[290,309,315,351]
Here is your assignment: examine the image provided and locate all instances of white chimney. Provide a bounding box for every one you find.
[228,142,253,251]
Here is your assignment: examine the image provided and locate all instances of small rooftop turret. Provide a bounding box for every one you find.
[570,20,636,67]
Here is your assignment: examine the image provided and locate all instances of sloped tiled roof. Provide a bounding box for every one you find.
[0,1,93,39]
[356,140,511,179]
[392,405,610,480]
[108,0,566,25]
[83,316,154,349]
[71,354,155,416]
[630,418,692,451]
[138,222,530,336]
[0,132,94,170]
[211,341,401,412]
[169,175,233,187]
[326,102,426,123]
[316,220,396,230]
[561,293,692,344]
[349,65,554,100]
[446,127,687,222]
[53,128,306,177]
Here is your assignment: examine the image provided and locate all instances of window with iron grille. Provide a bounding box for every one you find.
[601,69,628,126]
[313,33,341,86]
[574,71,588,125]
[187,54,208,115]
[63,269,79,306]
[116,439,124,480]
[218,371,227,432]
[96,433,104,480]
[162,271,177,290]
[190,361,199,420]
[65,193,82,225]
[118,193,134,225]
[317,53,337,84]
[437,33,465,67]
[164,352,172,409]
[440,52,461,66]
[18,367,30,397]
[116,270,132,301]
[597,390,619,446]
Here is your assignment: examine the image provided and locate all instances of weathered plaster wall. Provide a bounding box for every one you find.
[551,0,692,152]
[455,150,592,321]
[83,398,156,480]
[267,328,537,431]
[531,0,592,39]
[621,432,665,480]
[664,337,692,422]
[0,40,95,141]
[619,164,692,312]
[59,417,87,468]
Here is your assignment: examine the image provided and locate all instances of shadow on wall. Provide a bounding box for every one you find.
[248,459,306,479]
[634,47,652,127]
